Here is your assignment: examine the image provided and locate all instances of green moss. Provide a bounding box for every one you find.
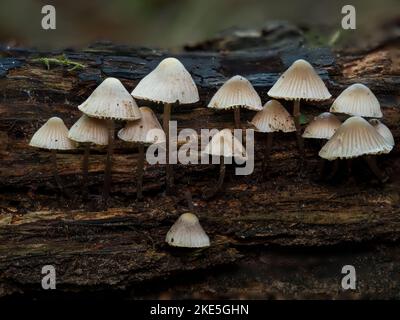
[32,54,85,72]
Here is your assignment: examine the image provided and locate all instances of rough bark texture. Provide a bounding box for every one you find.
[0,21,399,299]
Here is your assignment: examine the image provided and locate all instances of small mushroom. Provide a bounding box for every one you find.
[78,77,141,208]
[208,75,262,129]
[132,57,199,193]
[268,59,331,158]
[202,129,247,197]
[302,112,341,179]
[166,213,210,248]
[118,107,165,200]
[29,117,76,196]
[68,115,108,199]
[251,100,295,175]
[319,116,393,182]
[369,119,395,147]
[330,83,382,118]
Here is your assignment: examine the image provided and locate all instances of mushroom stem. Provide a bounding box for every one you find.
[82,143,90,200]
[51,149,63,193]
[103,119,115,207]
[293,100,305,158]
[234,108,241,129]
[327,159,339,180]
[163,103,174,193]
[137,143,145,200]
[365,156,388,183]
[216,156,226,193]
[184,190,195,211]
[262,133,273,176]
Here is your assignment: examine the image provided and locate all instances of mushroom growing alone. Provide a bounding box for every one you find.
[132,57,199,193]
[203,128,247,197]
[250,100,295,175]
[78,77,141,207]
[68,115,108,199]
[268,59,331,158]
[29,117,76,195]
[208,75,262,129]
[302,112,341,178]
[166,212,210,248]
[319,116,393,182]
[369,119,395,147]
[118,107,165,200]
[330,83,382,118]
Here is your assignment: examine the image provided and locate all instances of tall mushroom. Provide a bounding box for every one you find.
[68,115,109,199]
[369,119,395,147]
[250,100,296,175]
[319,116,393,182]
[131,57,199,193]
[203,128,247,196]
[78,77,141,207]
[330,83,382,118]
[118,107,165,200]
[29,117,76,195]
[208,75,262,129]
[268,59,331,158]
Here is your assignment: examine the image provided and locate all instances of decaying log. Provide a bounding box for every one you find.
[0,21,399,298]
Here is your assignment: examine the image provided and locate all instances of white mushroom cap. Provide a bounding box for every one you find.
[369,119,395,147]
[132,57,199,105]
[29,117,76,150]
[207,75,262,111]
[118,107,166,144]
[250,100,295,133]
[202,128,247,160]
[302,112,341,140]
[166,213,210,248]
[78,77,141,121]
[268,59,331,101]
[330,83,382,118]
[68,115,109,145]
[319,116,393,160]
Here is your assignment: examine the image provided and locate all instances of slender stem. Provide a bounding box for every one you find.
[51,149,62,192]
[317,140,325,180]
[234,108,241,129]
[184,190,195,212]
[216,156,226,194]
[83,143,90,200]
[293,100,305,158]
[137,143,145,200]
[327,159,339,180]
[163,103,173,193]
[103,119,115,208]
[262,133,273,176]
[365,156,388,183]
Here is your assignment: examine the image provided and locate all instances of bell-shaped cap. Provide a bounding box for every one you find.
[118,107,166,144]
[208,75,262,111]
[369,119,395,147]
[302,112,341,140]
[268,59,331,101]
[29,117,76,150]
[203,129,247,160]
[250,100,295,133]
[319,116,393,160]
[166,213,210,248]
[132,57,199,105]
[78,77,141,120]
[68,115,109,145]
[330,83,382,118]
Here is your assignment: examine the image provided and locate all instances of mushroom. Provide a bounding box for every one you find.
[208,75,262,129]
[330,83,382,118]
[319,116,393,182]
[29,117,76,195]
[369,119,395,147]
[203,128,247,196]
[250,100,295,175]
[68,115,108,199]
[78,77,141,207]
[166,213,210,248]
[118,107,165,200]
[302,112,341,179]
[268,59,331,157]
[132,57,199,193]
